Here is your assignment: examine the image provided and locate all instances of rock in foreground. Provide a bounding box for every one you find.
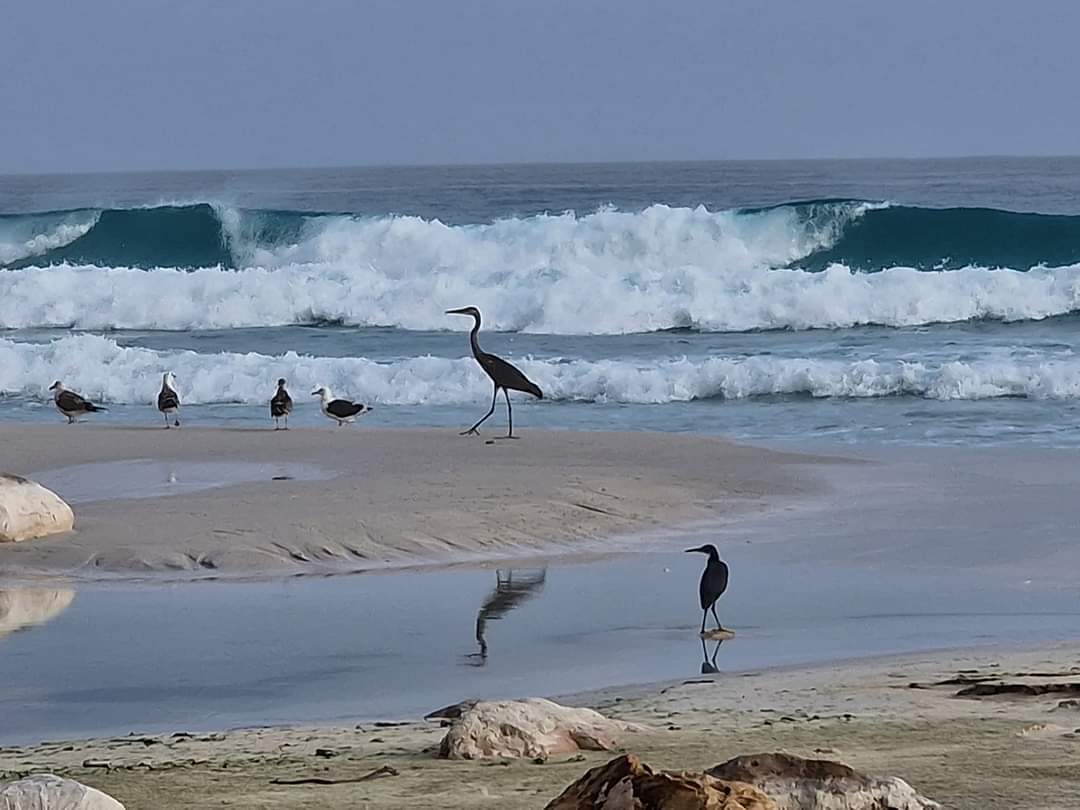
[0,774,124,810]
[0,475,74,543]
[545,753,775,810]
[708,752,940,810]
[438,698,642,761]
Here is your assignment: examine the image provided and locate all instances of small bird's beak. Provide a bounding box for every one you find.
[311,391,319,396]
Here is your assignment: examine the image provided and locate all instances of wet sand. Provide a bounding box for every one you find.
[0,426,828,580]
[4,643,1080,809]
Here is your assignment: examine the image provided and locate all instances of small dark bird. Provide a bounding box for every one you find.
[270,378,293,430]
[312,385,370,426]
[48,381,107,423]
[446,306,543,438]
[157,371,181,428]
[685,544,729,634]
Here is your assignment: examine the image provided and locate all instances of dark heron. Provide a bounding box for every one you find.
[685,543,729,634]
[446,306,543,438]
[157,371,181,428]
[48,381,107,424]
[270,378,293,430]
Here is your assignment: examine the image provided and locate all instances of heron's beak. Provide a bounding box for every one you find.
[311,391,320,396]
[684,546,705,554]
[445,308,469,315]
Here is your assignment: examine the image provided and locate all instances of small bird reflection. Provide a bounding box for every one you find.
[465,568,546,666]
[700,638,725,674]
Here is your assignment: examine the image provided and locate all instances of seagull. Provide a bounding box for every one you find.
[48,381,107,424]
[157,371,181,428]
[270,378,293,430]
[312,385,370,426]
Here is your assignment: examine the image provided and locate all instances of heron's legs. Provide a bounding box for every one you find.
[499,388,520,439]
[700,609,708,635]
[462,384,499,435]
[710,603,725,632]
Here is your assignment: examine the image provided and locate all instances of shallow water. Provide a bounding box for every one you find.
[1,550,1077,746]
[32,459,333,503]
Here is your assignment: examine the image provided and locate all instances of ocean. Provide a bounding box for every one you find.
[4,157,1080,445]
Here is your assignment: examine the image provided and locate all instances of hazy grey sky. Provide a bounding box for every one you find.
[2,0,1078,173]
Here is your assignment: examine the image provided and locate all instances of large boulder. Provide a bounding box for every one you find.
[708,753,940,810]
[0,774,124,810]
[546,753,775,810]
[438,698,642,761]
[0,475,74,543]
[0,590,75,640]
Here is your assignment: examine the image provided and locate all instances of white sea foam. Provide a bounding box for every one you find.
[0,212,99,265]
[4,335,1080,405]
[2,201,1079,333]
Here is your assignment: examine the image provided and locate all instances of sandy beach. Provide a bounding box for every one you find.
[4,642,1080,809]
[0,425,831,580]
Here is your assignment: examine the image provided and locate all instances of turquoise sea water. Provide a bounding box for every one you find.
[5,158,1080,444]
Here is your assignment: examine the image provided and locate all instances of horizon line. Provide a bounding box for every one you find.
[5,152,1080,179]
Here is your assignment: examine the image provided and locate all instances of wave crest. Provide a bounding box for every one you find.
[3,335,1080,405]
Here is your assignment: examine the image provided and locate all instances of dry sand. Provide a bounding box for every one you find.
[0,426,832,581]
[4,643,1080,809]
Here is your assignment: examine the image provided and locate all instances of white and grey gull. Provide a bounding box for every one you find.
[312,385,370,426]
[157,371,181,428]
[270,378,293,429]
[48,381,107,423]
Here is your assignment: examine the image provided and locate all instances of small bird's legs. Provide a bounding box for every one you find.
[462,385,499,435]
[700,604,725,634]
[163,412,170,429]
[710,603,725,632]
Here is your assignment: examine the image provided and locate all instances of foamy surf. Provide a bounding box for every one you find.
[3,334,1080,405]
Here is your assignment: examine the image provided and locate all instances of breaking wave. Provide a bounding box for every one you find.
[5,201,1080,333]
[5,335,1080,405]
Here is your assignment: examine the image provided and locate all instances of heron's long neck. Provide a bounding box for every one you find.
[469,316,483,360]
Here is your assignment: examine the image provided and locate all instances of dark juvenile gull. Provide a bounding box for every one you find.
[312,385,369,426]
[157,371,181,428]
[270,377,293,430]
[48,381,107,424]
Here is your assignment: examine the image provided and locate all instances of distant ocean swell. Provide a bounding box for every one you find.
[4,201,1080,333]
[4,335,1080,405]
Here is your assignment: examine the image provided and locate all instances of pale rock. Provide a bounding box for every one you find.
[546,753,775,810]
[0,774,124,810]
[0,589,75,640]
[708,753,940,810]
[0,475,74,543]
[438,698,642,761]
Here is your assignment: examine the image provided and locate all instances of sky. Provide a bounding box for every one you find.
[1,0,1079,173]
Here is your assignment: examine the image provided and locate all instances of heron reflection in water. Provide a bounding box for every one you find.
[466,568,547,665]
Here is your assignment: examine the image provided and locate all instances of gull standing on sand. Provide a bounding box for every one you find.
[685,543,729,635]
[446,306,543,438]
[157,372,181,428]
[312,385,369,426]
[48,381,107,423]
[270,378,293,429]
